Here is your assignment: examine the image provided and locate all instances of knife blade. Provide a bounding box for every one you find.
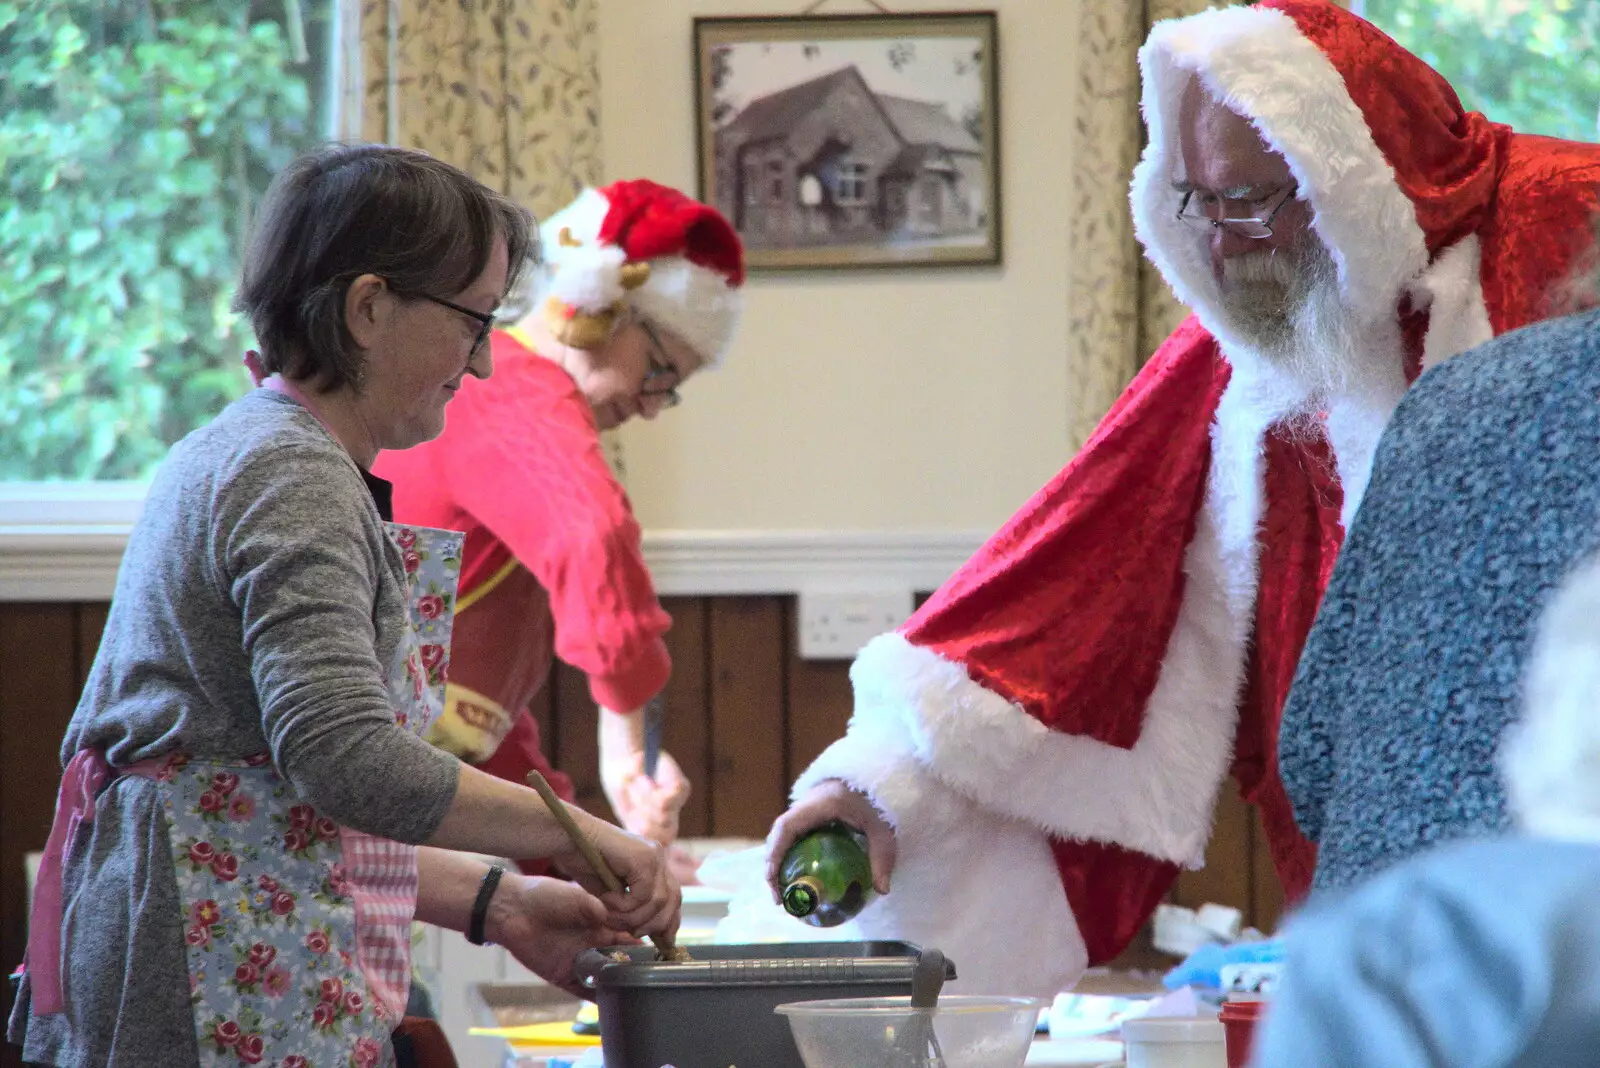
[642,694,665,780]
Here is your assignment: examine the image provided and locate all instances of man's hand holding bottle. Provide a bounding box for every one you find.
[766,779,897,922]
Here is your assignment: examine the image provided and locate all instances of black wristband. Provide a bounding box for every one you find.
[467,863,507,946]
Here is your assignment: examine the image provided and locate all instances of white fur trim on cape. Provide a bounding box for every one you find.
[798,378,1275,869]
[791,710,1089,997]
[1324,390,1402,531]
[787,338,1415,984]
[1313,235,1490,526]
[1406,233,1495,372]
[1132,6,1429,352]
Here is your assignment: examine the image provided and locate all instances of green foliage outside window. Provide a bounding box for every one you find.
[1358,0,1600,142]
[0,0,328,480]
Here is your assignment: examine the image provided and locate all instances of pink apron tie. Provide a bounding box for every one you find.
[27,748,164,1014]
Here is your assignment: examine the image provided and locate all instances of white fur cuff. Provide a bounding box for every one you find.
[792,727,1089,996]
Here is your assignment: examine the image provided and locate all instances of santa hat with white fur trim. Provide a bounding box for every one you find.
[534,179,744,366]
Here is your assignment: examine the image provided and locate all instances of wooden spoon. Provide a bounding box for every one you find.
[525,770,689,963]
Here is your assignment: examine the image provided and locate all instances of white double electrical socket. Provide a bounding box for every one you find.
[797,588,914,660]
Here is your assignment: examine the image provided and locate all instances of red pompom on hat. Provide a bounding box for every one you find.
[536,179,744,366]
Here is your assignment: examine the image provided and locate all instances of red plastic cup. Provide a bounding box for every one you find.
[1219,996,1266,1068]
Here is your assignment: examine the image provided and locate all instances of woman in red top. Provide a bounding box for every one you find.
[372,180,744,867]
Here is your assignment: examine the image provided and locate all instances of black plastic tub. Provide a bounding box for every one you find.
[573,941,954,1068]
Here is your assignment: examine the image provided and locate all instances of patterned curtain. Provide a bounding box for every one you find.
[339,0,627,477]
[1065,0,1239,450]
[346,0,602,218]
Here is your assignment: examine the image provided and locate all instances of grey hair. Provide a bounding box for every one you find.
[235,143,534,390]
[1502,555,1600,837]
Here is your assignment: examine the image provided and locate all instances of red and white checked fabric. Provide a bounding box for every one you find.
[336,518,459,1021]
[339,827,420,1021]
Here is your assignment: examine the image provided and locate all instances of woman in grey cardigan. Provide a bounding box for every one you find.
[9,144,679,1068]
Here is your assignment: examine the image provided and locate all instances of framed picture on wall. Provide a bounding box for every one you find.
[694,11,1000,271]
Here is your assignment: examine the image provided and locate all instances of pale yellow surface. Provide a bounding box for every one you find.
[468,1021,601,1047]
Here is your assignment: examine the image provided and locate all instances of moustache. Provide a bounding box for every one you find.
[1222,250,1295,287]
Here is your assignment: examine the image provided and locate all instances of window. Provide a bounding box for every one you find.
[743,160,762,207]
[767,158,785,203]
[1,0,340,482]
[835,162,868,206]
[1354,0,1600,141]
[916,180,942,225]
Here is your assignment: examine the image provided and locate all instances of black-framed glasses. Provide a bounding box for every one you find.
[636,318,682,409]
[1176,183,1299,239]
[417,293,496,357]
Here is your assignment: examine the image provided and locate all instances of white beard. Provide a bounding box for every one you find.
[1211,240,1387,413]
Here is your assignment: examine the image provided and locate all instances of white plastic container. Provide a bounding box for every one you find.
[1119,1016,1227,1068]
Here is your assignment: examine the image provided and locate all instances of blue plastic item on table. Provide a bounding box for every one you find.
[1162,938,1284,991]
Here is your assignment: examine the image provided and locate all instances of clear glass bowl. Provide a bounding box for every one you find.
[776,995,1047,1068]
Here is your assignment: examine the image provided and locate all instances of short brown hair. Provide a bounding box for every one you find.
[235,143,533,389]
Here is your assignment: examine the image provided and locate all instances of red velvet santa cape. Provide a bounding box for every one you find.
[791,0,1600,997]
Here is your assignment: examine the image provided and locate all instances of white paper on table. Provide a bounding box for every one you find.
[1047,985,1211,1042]
[1026,1038,1127,1066]
[699,845,861,945]
[1047,991,1156,1039]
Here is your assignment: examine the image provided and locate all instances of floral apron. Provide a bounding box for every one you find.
[29,517,464,1068]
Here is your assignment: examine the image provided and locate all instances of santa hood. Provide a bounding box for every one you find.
[1131,0,1506,388]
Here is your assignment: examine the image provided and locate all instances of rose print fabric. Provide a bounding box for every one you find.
[163,756,386,1067]
[159,522,462,1067]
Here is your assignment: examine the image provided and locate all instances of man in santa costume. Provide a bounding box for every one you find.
[373,180,743,863]
[765,0,1600,997]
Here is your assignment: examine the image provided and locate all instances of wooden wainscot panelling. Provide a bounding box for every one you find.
[782,599,855,788]
[658,596,712,838]
[1172,780,1256,920]
[706,597,787,839]
[1251,808,1288,933]
[551,658,610,824]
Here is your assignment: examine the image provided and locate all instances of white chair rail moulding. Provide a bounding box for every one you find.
[0,483,985,602]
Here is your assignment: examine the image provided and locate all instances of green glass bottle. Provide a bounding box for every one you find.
[779,821,874,927]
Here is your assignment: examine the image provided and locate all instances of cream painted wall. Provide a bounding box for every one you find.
[601,0,1083,531]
